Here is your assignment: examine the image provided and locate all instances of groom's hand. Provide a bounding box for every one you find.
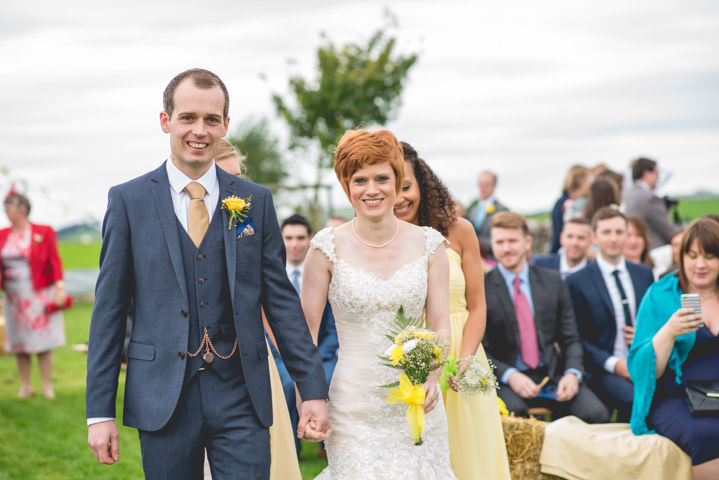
[297,398,330,442]
[88,420,120,464]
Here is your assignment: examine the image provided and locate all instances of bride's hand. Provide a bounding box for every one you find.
[423,378,440,413]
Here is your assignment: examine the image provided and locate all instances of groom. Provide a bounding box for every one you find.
[86,68,329,479]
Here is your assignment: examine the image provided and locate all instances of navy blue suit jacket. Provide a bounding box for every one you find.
[86,163,327,431]
[565,260,654,376]
[532,254,561,272]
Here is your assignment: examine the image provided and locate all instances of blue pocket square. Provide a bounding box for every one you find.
[236,217,256,238]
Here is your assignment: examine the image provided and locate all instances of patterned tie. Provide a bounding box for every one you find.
[513,276,540,369]
[184,182,209,247]
[291,269,301,294]
[612,270,633,327]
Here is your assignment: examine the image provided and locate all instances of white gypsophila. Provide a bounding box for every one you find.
[384,344,396,357]
[402,338,419,353]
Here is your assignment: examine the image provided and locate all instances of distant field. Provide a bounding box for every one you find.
[59,242,101,270]
[676,195,719,221]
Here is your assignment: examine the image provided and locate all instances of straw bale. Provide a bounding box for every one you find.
[501,414,563,480]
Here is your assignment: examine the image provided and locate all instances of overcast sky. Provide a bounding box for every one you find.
[1,0,718,227]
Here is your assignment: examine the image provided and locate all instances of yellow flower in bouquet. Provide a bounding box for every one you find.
[380,307,447,445]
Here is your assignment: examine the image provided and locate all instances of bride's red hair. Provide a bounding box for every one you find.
[334,129,404,198]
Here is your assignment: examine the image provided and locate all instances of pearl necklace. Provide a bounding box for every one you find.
[351,218,399,248]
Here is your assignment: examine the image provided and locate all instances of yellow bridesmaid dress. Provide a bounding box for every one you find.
[442,248,511,480]
[267,341,302,480]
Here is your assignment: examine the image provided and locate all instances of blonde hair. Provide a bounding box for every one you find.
[214,139,245,175]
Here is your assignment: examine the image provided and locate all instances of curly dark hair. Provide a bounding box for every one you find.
[401,142,456,236]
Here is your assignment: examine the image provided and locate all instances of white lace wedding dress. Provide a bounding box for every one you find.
[312,227,456,480]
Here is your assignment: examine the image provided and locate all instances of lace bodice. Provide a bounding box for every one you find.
[311,226,456,479]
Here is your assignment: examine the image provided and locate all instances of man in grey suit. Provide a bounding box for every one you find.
[483,211,608,423]
[625,157,676,248]
[465,170,508,259]
[85,69,329,479]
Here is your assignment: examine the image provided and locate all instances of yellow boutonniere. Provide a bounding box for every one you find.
[486,204,496,214]
[222,195,252,230]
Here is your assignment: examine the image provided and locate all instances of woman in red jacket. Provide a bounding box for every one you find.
[1,192,67,398]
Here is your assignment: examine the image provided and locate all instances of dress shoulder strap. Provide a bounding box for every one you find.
[310,227,338,263]
[423,226,447,261]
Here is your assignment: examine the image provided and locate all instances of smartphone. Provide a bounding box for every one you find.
[681,293,702,316]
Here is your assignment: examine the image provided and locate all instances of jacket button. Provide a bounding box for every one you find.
[196,254,204,261]
[178,352,185,359]
[200,301,207,308]
[198,277,205,284]
[181,309,188,317]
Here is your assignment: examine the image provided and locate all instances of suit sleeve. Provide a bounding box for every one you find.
[566,275,611,372]
[85,187,133,418]
[646,197,675,246]
[556,278,585,375]
[258,191,328,401]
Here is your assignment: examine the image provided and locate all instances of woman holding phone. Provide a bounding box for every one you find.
[628,217,719,480]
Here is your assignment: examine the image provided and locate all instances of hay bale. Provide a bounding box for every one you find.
[501,415,563,480]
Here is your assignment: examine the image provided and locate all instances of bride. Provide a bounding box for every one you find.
[301,129,457,479]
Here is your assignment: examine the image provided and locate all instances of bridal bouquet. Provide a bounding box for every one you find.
[379,307,447,445]
[440,356,498,395]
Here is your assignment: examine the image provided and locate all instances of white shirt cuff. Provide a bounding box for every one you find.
[604,356,619,374]
[87,417,114,426]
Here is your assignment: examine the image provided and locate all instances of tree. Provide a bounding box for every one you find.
[271,22,418,226]
[227,117,287,190]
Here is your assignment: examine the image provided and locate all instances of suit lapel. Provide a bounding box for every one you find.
[218,168,239,308]
[489,270,521,351]
[589,262,615,319]
[149,164,188,300]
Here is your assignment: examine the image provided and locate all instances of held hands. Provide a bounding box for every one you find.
[88,420,119,464]
[662,308,703,340]
[297,398,332,442]
[556,373,579,402]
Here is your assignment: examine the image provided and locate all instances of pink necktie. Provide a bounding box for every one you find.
[513,276,540,369]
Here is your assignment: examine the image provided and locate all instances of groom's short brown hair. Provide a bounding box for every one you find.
[334,129,404,198]
[163,68,230,120]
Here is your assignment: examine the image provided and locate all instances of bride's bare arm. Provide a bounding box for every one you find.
[423,243,450,413]
[300,246,332,345]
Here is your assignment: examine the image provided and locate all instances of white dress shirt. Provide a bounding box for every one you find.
[559,255,588,280]
[165,159,219,231]
[595,255,637,374]
[286,263,305,293]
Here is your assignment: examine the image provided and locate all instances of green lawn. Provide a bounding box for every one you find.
[676,195,719,221]
[0,302,327,479]
[58,242,101,270]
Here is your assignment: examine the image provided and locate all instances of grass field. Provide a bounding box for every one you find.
[58,242,101,270]
[0,302,327,479]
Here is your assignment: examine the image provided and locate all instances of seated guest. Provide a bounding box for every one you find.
[628,218,719,479]
[483,211,609,423]
[659,227,685,278]
[583,178,621,225]
[625,215,655,272]
[549,165,589,254]
[566,207,654,421]
[533,217,592,279]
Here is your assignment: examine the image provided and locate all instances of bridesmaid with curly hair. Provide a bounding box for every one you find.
[394,142,510,479]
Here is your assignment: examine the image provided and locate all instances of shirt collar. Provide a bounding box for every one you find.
[479,194,496,207]
[166,159,218,196]
[635,180,652,193]
[497,261,529,286]
[596,254,627,276]
[560,255,587,275]
[287,262,305,276]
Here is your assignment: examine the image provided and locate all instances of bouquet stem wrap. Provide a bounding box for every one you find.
[386,373,426,445]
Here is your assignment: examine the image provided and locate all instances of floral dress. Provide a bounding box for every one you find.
[2,230,65,353]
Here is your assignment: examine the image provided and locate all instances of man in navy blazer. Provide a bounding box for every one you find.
[566,207,654,421]
[85,69,329,479]
[483,211,608,423]
[533,217,592,279]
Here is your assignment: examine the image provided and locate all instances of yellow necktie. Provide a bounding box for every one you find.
[184,182,209,247]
